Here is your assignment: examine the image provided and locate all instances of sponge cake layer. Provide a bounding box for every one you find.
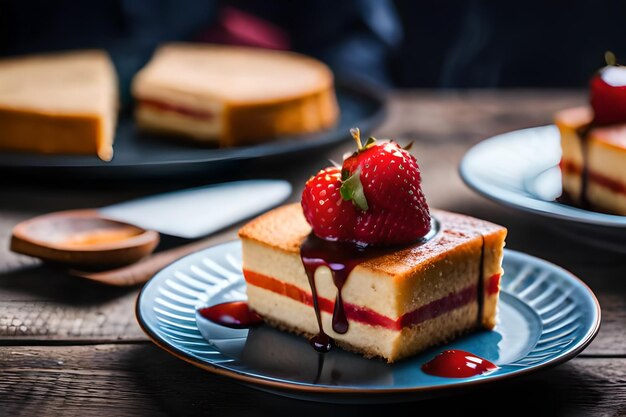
[238,204,506,362]
[132,43,339,146]
[556,106,626,214]
[0,50,117,161]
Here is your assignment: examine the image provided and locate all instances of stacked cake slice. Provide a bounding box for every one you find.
[0,50,117,161]
[239,204,506,363]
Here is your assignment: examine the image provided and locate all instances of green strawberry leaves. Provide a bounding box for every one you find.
[363,136,376,148]
[340,127,375,211]
[340,166,369,211]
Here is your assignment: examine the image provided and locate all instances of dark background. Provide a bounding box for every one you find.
[1,0,625,91]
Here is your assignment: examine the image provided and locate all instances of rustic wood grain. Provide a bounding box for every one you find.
[1,91,625,415]
[1,344,625,417]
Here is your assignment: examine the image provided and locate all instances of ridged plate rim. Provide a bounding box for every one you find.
[136,240,600,399]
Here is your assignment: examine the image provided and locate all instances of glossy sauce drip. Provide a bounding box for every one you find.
[313,352,325,384]
[558,124,594,208]
[300,234,395,352]
[421,349,498,378]
[198,301,263,329]
[300,225,439,353]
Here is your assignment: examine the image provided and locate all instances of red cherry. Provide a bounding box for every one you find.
[590,66,626,125]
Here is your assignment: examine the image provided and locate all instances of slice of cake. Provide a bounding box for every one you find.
[0,50,118,161]
[556,57,626,215]
[556,107,626,214]
[239,204,506,363]
[131,43,339,147]
[237,129,506,363]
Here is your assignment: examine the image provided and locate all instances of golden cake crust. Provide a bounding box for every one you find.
[0,50,118,160]
[555,106,626,152]
[238,203,507,279]
[132,43,339,146]
[240,204,506,361]
[133,43,335,104]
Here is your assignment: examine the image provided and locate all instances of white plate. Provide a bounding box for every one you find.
[460,125,626,252]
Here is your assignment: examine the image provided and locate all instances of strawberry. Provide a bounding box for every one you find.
[341,128,431,245]
[301,167,357,241]
[301,128,431,246]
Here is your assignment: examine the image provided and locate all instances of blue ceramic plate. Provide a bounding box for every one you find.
[460,125,626,252]
[136,240,600,403]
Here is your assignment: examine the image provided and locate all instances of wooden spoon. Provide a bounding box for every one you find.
[70,236,220,286]
[11,209,160,268]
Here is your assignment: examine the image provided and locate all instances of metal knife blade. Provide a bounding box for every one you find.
[99,180,292,239]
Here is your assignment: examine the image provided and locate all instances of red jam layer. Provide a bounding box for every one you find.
[487,273,500,295]
[139,99,215,120]
[243,270,501,331]
[560,160,626,195]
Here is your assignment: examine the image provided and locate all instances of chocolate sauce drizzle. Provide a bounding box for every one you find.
[300,235,392,352]
[299,221,439,353]
[559,120,621,213]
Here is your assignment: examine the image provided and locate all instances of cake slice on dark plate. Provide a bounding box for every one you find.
[0,50,117,161]
[132,43,339,147]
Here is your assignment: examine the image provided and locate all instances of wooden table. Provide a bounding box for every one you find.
[1,91,625,417]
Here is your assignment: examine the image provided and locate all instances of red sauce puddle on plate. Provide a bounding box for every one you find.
[198,301,263,329]
[421,349,498,378]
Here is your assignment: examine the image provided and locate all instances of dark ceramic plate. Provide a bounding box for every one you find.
[136,240,600,404]
[0,82,385,180]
